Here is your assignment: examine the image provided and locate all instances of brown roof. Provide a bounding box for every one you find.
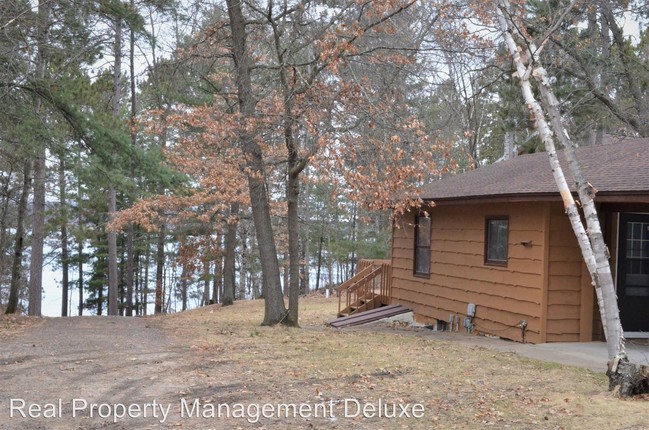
[419,137,649,202]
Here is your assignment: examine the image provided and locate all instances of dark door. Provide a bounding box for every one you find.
[617,213,649,332]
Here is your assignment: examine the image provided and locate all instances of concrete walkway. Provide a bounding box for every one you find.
[433,331,649,372]
[517,340,649,372]
[377,313,649,372]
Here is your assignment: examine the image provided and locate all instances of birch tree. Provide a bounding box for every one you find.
[495,0,648,396]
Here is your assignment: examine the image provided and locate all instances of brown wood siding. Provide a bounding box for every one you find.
[546,203,585,341]
[540,203,551,342]
[580,262,595,341]
[391,203,545,343]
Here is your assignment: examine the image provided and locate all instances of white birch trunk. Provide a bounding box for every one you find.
[503,130,515,160]
[535,78,625,360]
[496,0,625,361]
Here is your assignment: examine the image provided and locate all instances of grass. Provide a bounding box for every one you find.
[157,294,648,429]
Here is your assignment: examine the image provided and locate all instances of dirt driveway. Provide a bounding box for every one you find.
[0,317,194,429]
[2,301,648,430]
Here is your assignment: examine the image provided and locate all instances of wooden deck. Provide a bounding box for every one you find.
[336,259,392,317]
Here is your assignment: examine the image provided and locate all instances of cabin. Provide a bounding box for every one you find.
[389,137,649,343]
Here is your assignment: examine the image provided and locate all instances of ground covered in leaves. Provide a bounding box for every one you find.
[1,295,647,429]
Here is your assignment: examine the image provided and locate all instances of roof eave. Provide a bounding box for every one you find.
[420,191,649,206]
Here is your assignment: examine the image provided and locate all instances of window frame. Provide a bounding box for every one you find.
[484,216,509,267]
[413,212,432,277]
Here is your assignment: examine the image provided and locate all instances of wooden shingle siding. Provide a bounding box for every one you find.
[391,203,545,343]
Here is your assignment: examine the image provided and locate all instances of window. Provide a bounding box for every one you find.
[414,213,431,275]
[485,217,509,266]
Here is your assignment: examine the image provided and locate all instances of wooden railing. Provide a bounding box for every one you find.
[336,259,392,317]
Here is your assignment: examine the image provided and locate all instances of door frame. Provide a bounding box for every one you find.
[616,212,649,338]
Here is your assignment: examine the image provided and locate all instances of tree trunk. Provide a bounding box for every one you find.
[154,226,165,313]
[107,16,122,316]
[125,3,136,317]
[300,183,311,294]
[77,227,84,316]
[202,261,210,306]
[143,244,150,315]
[180,260,188,311]
[222,204,238,306]
[0,171,12,307]
[283,252,289,297]
[107,185,119,316]
[76,152,84,316]
[503,130,515,160]
[59,157,69,317]
[269,12,302,324]
[326,229,333,289]
[164,261,171,313]
[240,226,248,298]
[286,167,300,325]
[125,226,134,316]
[315,234,323,291]
[203,260,210,305]
[119,243,126,316]
[6,161,31,314]
[300,234,309,295]
[27,0,52,317]
[29,142,45,316]
[226,0,287,325]
[608,360,649,396]
[134,250,140,314]
[213,233,223,304]
[537,80,624,358]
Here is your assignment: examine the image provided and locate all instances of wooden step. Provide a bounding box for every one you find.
[359,293,378,304]
[339,293,382,317]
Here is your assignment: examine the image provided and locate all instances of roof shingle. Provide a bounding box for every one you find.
[419,137,649,201]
